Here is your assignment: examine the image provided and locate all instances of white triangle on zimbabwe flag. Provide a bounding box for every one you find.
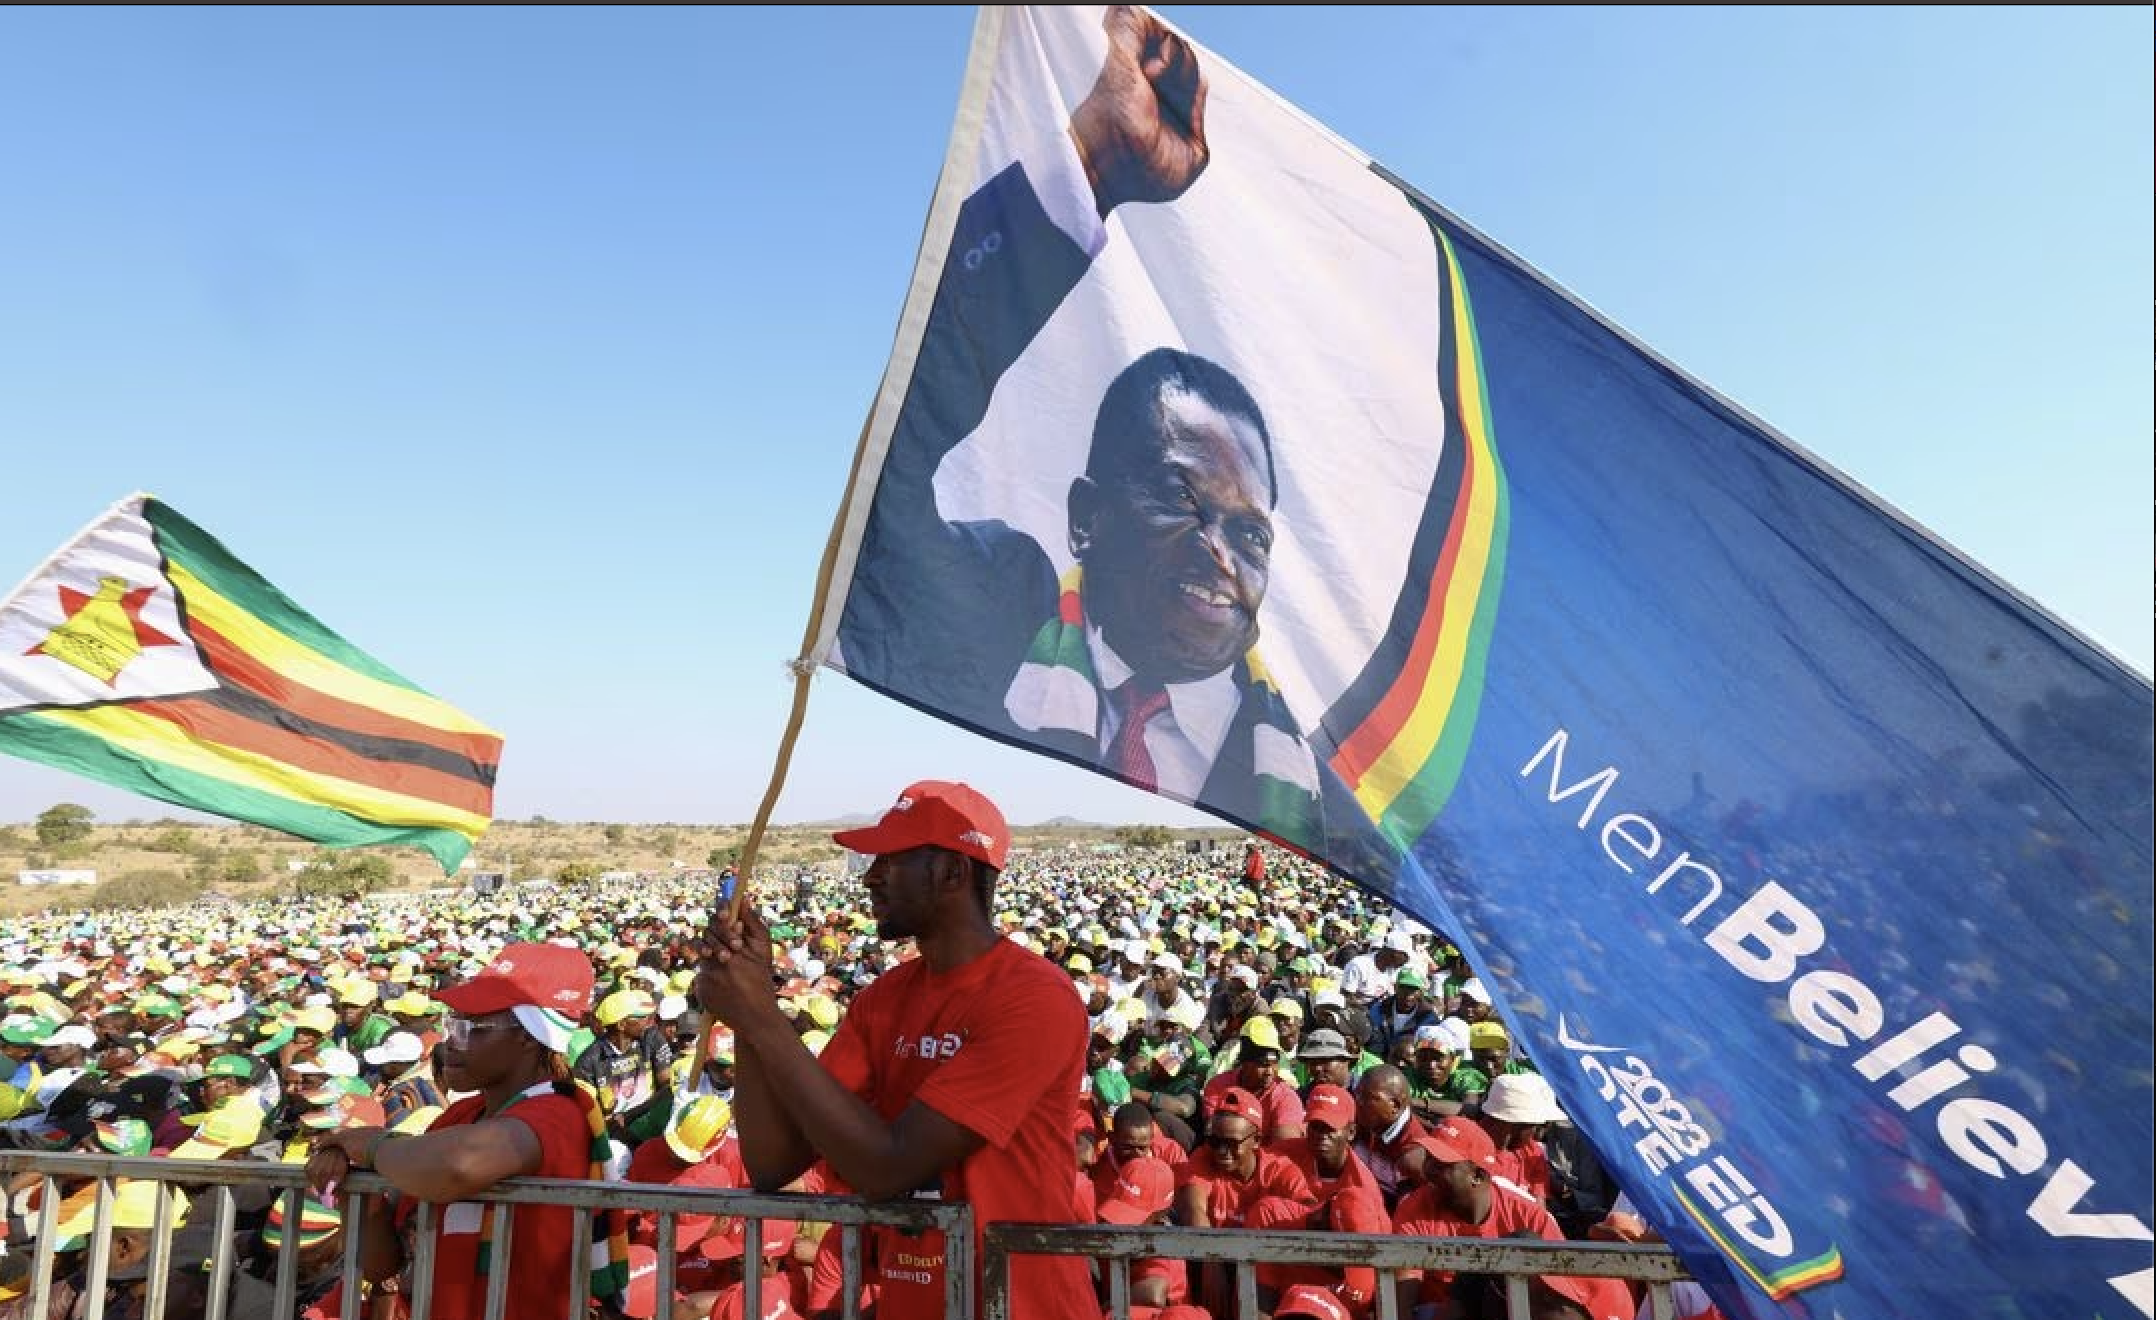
[0,494,218,714]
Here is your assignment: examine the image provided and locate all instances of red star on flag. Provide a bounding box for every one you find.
[26,576,181,684]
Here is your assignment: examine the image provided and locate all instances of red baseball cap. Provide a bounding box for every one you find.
[832,780,1009,870]
[1098,1156,1175,1225]
[436,942,595,1018]
[1274,1285,1353,1320]
[1211,1085,1264,1129]
[1304,1084,1354,1132]
[697,1214,797,1262]
[301,1094,388,1132]
[1416,1114,1498,1170]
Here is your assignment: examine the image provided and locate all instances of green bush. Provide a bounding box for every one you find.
[89,868,205,912]
[1113,824,1178,849]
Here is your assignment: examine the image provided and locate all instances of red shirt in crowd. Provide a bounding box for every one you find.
[400,1086,593,1320]
[622,1132,746,1246]
[805,1226,874,1318]
[1481,1124,1552,1202]
[1175,1146,1316,1228]
[1259,1138,1391,1314]
[1090,1133,1189,1203]
[818,937,1093,1320]
[1130,1254,1191,1308]
[1351,1113,1428,1208]
[1392,1176,1630,1314]
[1201,1072,1306,1143]
[1276,1135,1383,1206]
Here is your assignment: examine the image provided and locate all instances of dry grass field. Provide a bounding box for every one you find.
[0,815,1220,920]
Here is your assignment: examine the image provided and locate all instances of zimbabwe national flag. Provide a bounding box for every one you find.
[0,493,499,871]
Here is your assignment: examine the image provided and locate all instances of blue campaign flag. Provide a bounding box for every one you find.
[1420,197,2153,1316]
[810,9,2153,1316]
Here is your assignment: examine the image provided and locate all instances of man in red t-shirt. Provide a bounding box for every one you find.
[1098,1155,1188,1310]
[1176,1087,1318,1312]
[1176,1086,1317,1229]
[1092,1100,1190,1204]
[1390,1115,1631,1320]
[1478,1071,1563,1205]
[695,780,1093,1320]
[621,1093,745,1300]
[1262,1083,1390,1314]
[1350,1065,1429,1211]
[1200,1016,1306,1144]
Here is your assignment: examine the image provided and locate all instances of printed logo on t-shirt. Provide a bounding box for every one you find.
[893,1031,966,1061]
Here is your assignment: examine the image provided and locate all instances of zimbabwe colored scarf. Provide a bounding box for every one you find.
[471,1078,632,1303]
[1002,564,1323,836]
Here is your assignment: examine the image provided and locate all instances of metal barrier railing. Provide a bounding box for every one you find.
[980,1221,1695,1320]
[0,1150,970,1320]
[6,1150,1692,1320]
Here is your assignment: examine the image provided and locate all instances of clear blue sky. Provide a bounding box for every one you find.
[2,6,2148,831]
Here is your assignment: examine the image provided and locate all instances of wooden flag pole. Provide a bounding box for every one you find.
[696,416,875,1076]
[722,653,815,926]
[696,1,1010,1071]
[722,408,876,927]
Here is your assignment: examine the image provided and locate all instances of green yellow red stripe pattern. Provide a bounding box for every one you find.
[1323,219,1509,847]
[1674,1186,1846,1300]
[0,496,498,871]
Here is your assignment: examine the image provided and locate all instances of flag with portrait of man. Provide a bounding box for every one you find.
[812,8,2152,1320]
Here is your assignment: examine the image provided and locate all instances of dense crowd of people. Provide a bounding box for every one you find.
[0,831,1690,1320]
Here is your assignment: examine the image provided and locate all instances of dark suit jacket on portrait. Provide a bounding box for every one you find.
[837,159,1397,880]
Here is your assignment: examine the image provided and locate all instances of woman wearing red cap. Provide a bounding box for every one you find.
[305,941,627,1320]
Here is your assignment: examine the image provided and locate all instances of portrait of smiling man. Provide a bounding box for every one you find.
[835,7,1380,859]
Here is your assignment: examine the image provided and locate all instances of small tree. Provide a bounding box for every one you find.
[149,826,195,854]
[344,855,394,892]
[652,829,681,857]
[603,824,627,845]
[558,860,603,888]
[35,803,94,848]
[293,851,394,897]
[1113,824,1177,850]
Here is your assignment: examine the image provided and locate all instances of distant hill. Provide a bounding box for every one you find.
[791,812,877,828]
[1034,815,1098,828]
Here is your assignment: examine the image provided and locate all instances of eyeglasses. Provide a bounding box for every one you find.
[443,1016,521,1049]
[1204,1132,1253,1152]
